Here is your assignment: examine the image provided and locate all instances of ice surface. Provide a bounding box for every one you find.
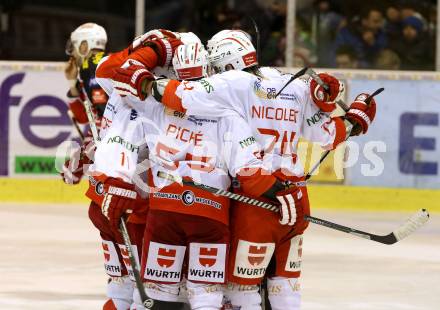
[1,204,438,309]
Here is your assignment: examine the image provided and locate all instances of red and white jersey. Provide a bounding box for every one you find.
[90,90,265,224]
[166,67,346,177]
[90,94,148,184]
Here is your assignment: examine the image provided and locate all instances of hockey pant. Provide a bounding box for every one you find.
[89,201,145,309]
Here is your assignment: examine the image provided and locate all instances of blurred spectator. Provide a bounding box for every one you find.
[335,45,359,68]
[427,4,436,38]
[400,1,427,24]
[390,15,434,70]
[299,0,343,66]
[333,7,387,67]
[267,16,317,67]
[263,31,284,66]
[384,3,402,42]
[374,49,401,70]
[0,0,437,71]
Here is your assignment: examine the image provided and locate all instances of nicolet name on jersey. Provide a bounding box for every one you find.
[251,105,299,122]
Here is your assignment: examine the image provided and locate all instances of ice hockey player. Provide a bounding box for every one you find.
[59,23,147,310]
[110,29,377,310]
[91,29,184,309]
[95,33,295,309]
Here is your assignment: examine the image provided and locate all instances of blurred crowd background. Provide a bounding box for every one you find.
[0,0,437,70]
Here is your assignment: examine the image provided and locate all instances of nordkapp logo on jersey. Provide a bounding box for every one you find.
[145,242,186,282]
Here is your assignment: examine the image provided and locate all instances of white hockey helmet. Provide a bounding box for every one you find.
[70,23,107,60]
[131,29,180,80]
[172,32,208,80]
[207,29,258,73]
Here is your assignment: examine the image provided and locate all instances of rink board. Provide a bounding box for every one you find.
[0,178,438,213]
[1,62,440,189]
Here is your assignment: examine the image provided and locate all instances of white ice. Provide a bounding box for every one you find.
[1,203,438,310]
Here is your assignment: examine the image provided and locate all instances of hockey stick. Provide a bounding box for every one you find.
[81,84,163,309]
[305,209,429,244]
[275,67,308,97]
[80,85,100,144]
[304,68,384,180]
[157,171,429,244]
[119,219,153,308]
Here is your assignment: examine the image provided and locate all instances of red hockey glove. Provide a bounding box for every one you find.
[101,178,139,230]
[310,73,342,112]
[60,136,94,185]
[144,36,183,67]
[61,158,84,185]
[112,61,154,100]
[68,98,88,124]
[130,29,179,52]
[276,187,305,226]
[345,93,377,135]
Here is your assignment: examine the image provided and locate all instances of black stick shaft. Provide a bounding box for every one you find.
[156,171,418,245]
[119,220,153,307]
[275,67,308,97]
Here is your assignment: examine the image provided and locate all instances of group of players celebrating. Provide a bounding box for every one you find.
[61,22,377,310]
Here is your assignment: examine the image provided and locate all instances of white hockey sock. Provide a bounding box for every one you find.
[224,282,261,310]
[186,280,223,310]
[107,275,134,310]
[267,277,301,310]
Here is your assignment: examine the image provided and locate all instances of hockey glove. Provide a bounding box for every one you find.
[276,187,304,226]
[130,29,179,52]
[67,97,88,124]
[112,61,154,100]
[345,93,377,135]
[60,135,95,185]
[144,36,183,67]
[61,158,84,185]
[310,73,342,112]
[101,178,139,230]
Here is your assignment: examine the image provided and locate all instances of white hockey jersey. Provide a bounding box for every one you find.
[90,91,266,224]
[162,67,346,178]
